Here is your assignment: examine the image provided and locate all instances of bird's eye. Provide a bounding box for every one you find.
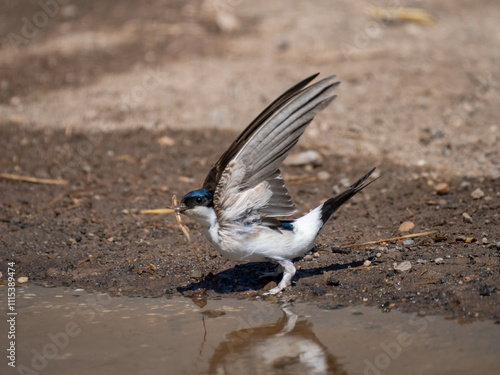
[196,197,202,204]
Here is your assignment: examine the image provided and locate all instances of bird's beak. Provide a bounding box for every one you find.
[175,203,187,214]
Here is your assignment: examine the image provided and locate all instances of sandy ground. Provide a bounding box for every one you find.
[1,0,499,321]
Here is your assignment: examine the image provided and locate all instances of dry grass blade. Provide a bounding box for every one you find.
[0,172,68,185]
[365,5,437,26]
[172,195,191,243]
[140,208,175,214]
[172,195,204,278]
[342,231,438,249]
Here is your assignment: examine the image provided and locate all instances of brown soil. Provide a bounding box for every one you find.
[1,0,499,322]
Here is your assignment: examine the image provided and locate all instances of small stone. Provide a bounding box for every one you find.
[462,212,473,223]
[304,254,314,261]
[17,276,29,283]
[471,188,485,200]
[262,281,277,292]
[394,261,412,273]
[417,259,427,264]
[434,257,444,264]
[398,221,415,232]
[313,252,320,258]
[158,136,175,146]
[459,181,471,191]
[363,260,372,267]
[190,269,203,279]
[376,252,382,258]
[317,171,331,180]
[482,237,489,245]
[435,182,450,195]
[479,285,496,296]
[284,150,323,167]
[326,277,340,286]
[402,239,415,246]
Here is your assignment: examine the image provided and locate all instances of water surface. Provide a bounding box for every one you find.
[2,285,499,374]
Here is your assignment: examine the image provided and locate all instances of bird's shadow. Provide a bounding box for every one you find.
[176,259,365,295]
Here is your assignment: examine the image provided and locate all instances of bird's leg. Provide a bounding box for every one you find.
[264,259,296,295]
[259,263,284,279]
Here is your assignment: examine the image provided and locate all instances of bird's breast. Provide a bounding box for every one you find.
[203,222,317,262]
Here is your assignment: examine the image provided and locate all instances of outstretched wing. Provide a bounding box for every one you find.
[205,74,340,224]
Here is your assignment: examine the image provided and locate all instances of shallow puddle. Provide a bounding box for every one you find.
[2,285,499,374]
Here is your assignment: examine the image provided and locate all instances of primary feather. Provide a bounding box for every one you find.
[208,75,340,225]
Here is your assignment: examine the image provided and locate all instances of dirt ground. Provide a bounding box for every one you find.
[1,0,499,322]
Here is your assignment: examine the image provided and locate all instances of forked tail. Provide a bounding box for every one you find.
[320,167,377,225]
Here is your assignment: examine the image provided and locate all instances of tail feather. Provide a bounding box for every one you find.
[320,167,377,224]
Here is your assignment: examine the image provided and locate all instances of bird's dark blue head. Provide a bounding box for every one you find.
[179,189,214,212]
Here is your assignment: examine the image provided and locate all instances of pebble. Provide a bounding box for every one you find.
[17,276,29,283]
[417,259,427,264]
[326,277,341,286]
[317,171,331,180]
[303,254,314,261]
[190,270,203,279]
[470,188,485,200]
[434,257,444,264]
[313,252,320,258]
[398,221,415,232]
[402,239,415,246]
[479,285,496,296]
[363,260,372,267]
[482,237,489,245]
[435,182,450,195]
[284,150,323,167]
[158,136,175,146]
[462,212,473,223]
[459,181,471,191]
[395,261,412,273]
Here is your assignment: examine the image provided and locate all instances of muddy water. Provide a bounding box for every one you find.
[2,286,499,375]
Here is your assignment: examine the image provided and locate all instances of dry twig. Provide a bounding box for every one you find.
[172,195,204,278]
[0,172,68,185]
[342,231,437,249]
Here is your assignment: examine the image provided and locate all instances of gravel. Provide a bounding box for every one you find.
[395,261,412,273]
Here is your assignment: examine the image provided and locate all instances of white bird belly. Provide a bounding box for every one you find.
[205,212,321,262]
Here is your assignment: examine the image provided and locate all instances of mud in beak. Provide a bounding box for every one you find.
[175,203,187,214]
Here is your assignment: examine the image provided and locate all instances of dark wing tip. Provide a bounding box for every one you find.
[202,73,335,191]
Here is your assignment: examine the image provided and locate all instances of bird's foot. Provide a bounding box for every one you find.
[263,285,286,295]
[262,259,295,295]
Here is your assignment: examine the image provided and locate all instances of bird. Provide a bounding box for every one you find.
[175,73,377,295]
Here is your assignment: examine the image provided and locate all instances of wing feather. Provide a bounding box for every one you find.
[202,73,320,191]
[209,75,340,224]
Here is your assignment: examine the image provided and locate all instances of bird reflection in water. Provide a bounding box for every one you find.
[208,306,347,375]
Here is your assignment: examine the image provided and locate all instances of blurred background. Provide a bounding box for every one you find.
[1,0,499,177]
